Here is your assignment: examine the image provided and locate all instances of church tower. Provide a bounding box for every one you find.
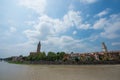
[102,42,108,52]
[37,41,41,53]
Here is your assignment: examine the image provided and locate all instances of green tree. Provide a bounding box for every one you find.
[56,52,60,60]
[40,52,46,60]
[56,52,65,61]
[75,57,79,62]
[27,52,47,61]
[59,52,65,60]
[47,52,57,61]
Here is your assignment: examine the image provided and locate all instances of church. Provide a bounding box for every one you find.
[29,41,41,56]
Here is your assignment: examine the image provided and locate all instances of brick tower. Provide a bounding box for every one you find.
[37,41,41,53]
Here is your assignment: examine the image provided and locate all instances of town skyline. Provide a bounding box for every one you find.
[0,0,120,58]
[3,41,120,65]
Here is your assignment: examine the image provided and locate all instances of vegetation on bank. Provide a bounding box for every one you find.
[4,51,120,65]
[8,61,25,64]
[5,52,65,62]
[27,52,65,61]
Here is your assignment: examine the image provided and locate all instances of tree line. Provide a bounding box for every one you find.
[27,52,65,61]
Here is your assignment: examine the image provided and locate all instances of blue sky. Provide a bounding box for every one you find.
[0,0,120,58]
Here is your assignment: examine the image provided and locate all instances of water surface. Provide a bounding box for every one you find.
[0,61,120,80]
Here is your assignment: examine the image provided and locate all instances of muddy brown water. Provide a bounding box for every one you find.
[0,61,120,80]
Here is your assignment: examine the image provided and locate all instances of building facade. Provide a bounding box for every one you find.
[30,41,41,56]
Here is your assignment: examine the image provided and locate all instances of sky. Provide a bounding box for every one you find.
[0,0,120,58]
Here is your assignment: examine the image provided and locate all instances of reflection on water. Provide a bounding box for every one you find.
[0,61,120,80]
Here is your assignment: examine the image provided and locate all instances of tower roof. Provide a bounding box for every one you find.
[37,41,41,53]
[38,41,41,45]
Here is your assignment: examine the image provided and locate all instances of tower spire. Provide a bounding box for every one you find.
[37,41,41,53]
[102,42,108,52]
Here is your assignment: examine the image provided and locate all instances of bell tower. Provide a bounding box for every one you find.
[102,42,108,52]
[37,41,41,53]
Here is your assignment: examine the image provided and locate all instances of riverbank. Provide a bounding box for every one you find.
[7,60,120,65]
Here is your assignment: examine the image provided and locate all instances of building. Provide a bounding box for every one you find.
[30,41,41,56]
[37,41,41,53]
[102,42,108,52]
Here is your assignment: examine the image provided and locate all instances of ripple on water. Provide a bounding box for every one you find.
[0,62,120,80]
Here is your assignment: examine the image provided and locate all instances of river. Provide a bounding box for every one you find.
[0,61,120,80]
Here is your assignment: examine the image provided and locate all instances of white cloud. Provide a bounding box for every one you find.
[93,13,120,39]
[78,24,90,30]
[0,41,36,58]
[19,0,47,15]
[112,42,120,46]
[63,10,81,29]
[100,14,120,39]
[10,27,17,33]
[88,35,99,41]
[93,18,107,29]
[73,31,77,35]
[41,36,99,53]
[63,10,90,30]
[24,10,90,41]
[23,10,95,53]
[79,0,98,4]
[95,8,110,17]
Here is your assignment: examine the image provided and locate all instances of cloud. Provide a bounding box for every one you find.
[93,18,107,29]
[10,27,16,33]
[63,10,90,30]
[93,13,120,39]
[23,10,95,53]
[0,36,72,58]
[41,36,99,53]
[24,10,90,41]
[0,41,36,58]
[19,0,47,15]
[112,42,120,46]
[73,31,77,35]
[95,8,110,17]
[43,36,81,52]
[78,24,90,30]
[87,35,99,41]
[100,14,120,39]
[79,0,98,4]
